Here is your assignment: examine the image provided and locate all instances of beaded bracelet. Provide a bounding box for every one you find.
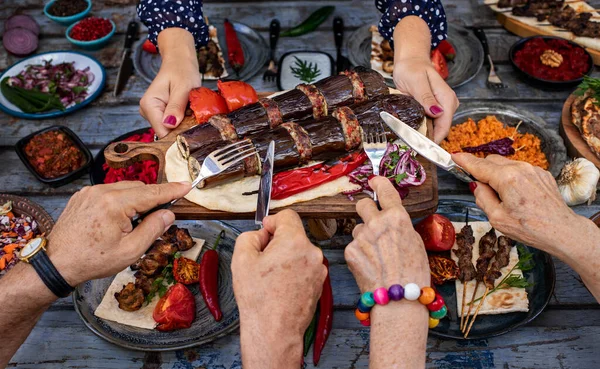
[354,283,448,328]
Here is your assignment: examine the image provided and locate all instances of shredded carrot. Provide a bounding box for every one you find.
[6,212,14,219]
[440,116,549,170]
[1,232,17,238]
[23,231,33,240]
[3,244,19,255]
[0,254,14,270]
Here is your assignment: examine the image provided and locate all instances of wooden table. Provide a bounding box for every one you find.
[1,1,599,368]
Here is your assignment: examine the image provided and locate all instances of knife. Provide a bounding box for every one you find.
[114,21,139,96]
[255,140,275,227]
[379,112,476,183]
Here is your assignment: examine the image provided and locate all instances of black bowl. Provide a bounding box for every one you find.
[89,128,152,185]
[509,36,594,89]
[15,125,93,188]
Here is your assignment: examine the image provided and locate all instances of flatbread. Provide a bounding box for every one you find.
[450,222,529,316]
[94,237,205,329]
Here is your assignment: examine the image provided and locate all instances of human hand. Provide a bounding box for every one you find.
[393,57,459,143]
[232,210,326,368]
[345,177,430,293]
[139,28,201,138]
[46,181,192,286]
[452,153,579,251]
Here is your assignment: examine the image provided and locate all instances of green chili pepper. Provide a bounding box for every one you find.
[1,77,64,113]
[303,309,318,357]
[280,6,335,37]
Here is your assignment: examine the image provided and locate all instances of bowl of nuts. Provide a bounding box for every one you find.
[509,35,594,89]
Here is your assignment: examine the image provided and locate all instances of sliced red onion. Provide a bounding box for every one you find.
[5,14,40,36]
[3,27,38,57]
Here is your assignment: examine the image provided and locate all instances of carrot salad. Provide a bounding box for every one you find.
[440,116,549,170]
[0,201,41,275]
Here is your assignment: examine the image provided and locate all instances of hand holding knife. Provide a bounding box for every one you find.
[255,141,275,228]
[114,21,139,96]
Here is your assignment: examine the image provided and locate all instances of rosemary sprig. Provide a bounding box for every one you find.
[290,56,321,83]
[575,75,600,106]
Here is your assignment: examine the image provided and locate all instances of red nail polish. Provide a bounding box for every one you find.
[163,115,177,126]
[469,182,478,193]
[430,105,443,115]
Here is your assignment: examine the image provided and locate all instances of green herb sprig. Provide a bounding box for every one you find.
[144,259,178,304]
[575,75,600,106]
[290,57,321,83]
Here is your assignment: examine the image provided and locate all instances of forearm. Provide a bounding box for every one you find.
[157,28,198,68]
[0,263,57,367]
[393,16,432,62]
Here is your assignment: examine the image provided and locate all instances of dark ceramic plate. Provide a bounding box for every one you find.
[419,200,555,340]
[89,128,151,185]
[347,24,484,89]
[15,125,93,188]
[509,36,594,89]
[73,220,240,351]
[453,103,568,177]
[133,20,269,87]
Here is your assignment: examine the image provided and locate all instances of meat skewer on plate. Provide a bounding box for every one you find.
[453,220,477,331]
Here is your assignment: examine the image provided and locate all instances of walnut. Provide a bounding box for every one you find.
[540,49,563,68]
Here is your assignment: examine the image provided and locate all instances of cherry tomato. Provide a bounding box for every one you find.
[217,80,258,111]
[142,39,158,54]
[173,257,199,285]
[415,214,455,252]
[430,49,449,80]
[188,87,229,124]
[153,283,196,331]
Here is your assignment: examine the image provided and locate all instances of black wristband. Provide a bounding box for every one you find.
[30,249,74,298]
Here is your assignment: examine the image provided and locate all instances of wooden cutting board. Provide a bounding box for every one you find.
[105,93,438,220]
[560,94,600,168]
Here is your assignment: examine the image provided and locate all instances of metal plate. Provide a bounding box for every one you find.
[419,200,556,340]
[346,24,484,89]
[73,221,240,351]
[453,102,568,177]
[133,20,269,87]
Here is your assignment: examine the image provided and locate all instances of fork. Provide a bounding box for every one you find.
[262,19,280,82]
[362,123,388,204]
[472,27,507,89]
[131,139,257,228]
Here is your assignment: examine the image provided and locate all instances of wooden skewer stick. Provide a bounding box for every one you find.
[459,207,470,332]
[461,280,480,333]
[464,286,491,338]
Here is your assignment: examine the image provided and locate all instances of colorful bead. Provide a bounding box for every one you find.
[357,299,372,313]
[387,284,404,301]
[355,308,370,321]
[418,287,436,305]
[403,283,421,301]
[360,318,371,327]
[373,287,390,305]
[360,292,375,307]
[427,293,445,311]
[428,317,440,329]
[430,305,448,320]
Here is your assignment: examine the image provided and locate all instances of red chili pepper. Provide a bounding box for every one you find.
[224,18,244,74]
[313,256,333,366]
[153,283,196,331]
[199,230,224,321]
[217,80,258,112]
[271,151,367,200]
[69,17,113,41]
[189,87,229,124]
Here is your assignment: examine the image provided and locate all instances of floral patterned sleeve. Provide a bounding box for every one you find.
[376,0,447,49]
[137,0,209,49]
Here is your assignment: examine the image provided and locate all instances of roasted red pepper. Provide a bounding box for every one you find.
[436,40,456,61]
[224,18,245,74]
[271,151,367,200]
[313,256,333,366]
[217,80,258,112]
[142,39,158,54]
[173,256,199,285]
[199,230,224,321]
[153,283,196,331]
[189,87,229,124]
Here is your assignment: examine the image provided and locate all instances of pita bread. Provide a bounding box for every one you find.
[94,237,205,329]
[450,222,529,316]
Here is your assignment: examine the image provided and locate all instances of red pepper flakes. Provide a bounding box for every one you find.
[102,129,159,185]
[70,17,113,41]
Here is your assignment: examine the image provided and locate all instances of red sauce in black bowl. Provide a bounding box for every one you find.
[24,130,85,179]
[513,38,590,81]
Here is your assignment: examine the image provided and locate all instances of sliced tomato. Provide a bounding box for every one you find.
[437,40,456,61]
[188,87,229,124]
[431,49,449,80]
[153,283,196,331]
[217,80,258,111]
[173,257,199,285]
[142,39,158,54]
[415,214,455,252]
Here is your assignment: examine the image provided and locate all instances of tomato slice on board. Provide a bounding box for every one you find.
[430,49,449,80]
[153,283,196,331]
[188,87,229,124]
[415,214,456,252]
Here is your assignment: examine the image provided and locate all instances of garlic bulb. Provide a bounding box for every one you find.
[557,158,600,206]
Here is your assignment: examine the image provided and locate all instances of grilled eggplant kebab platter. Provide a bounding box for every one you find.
[161,67,429,213]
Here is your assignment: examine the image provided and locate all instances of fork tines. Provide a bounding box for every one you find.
[211,139,257,166]
[361,123,387,145]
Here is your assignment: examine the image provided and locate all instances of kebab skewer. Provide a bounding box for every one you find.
[453,213,477,331]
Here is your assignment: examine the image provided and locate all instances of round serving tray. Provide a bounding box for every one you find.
[421,200,556,340]
[560,94,600,169]
[73,220,240,351]
[347,24,484,89]
[133,20,269,87]
[453,102,568,177]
